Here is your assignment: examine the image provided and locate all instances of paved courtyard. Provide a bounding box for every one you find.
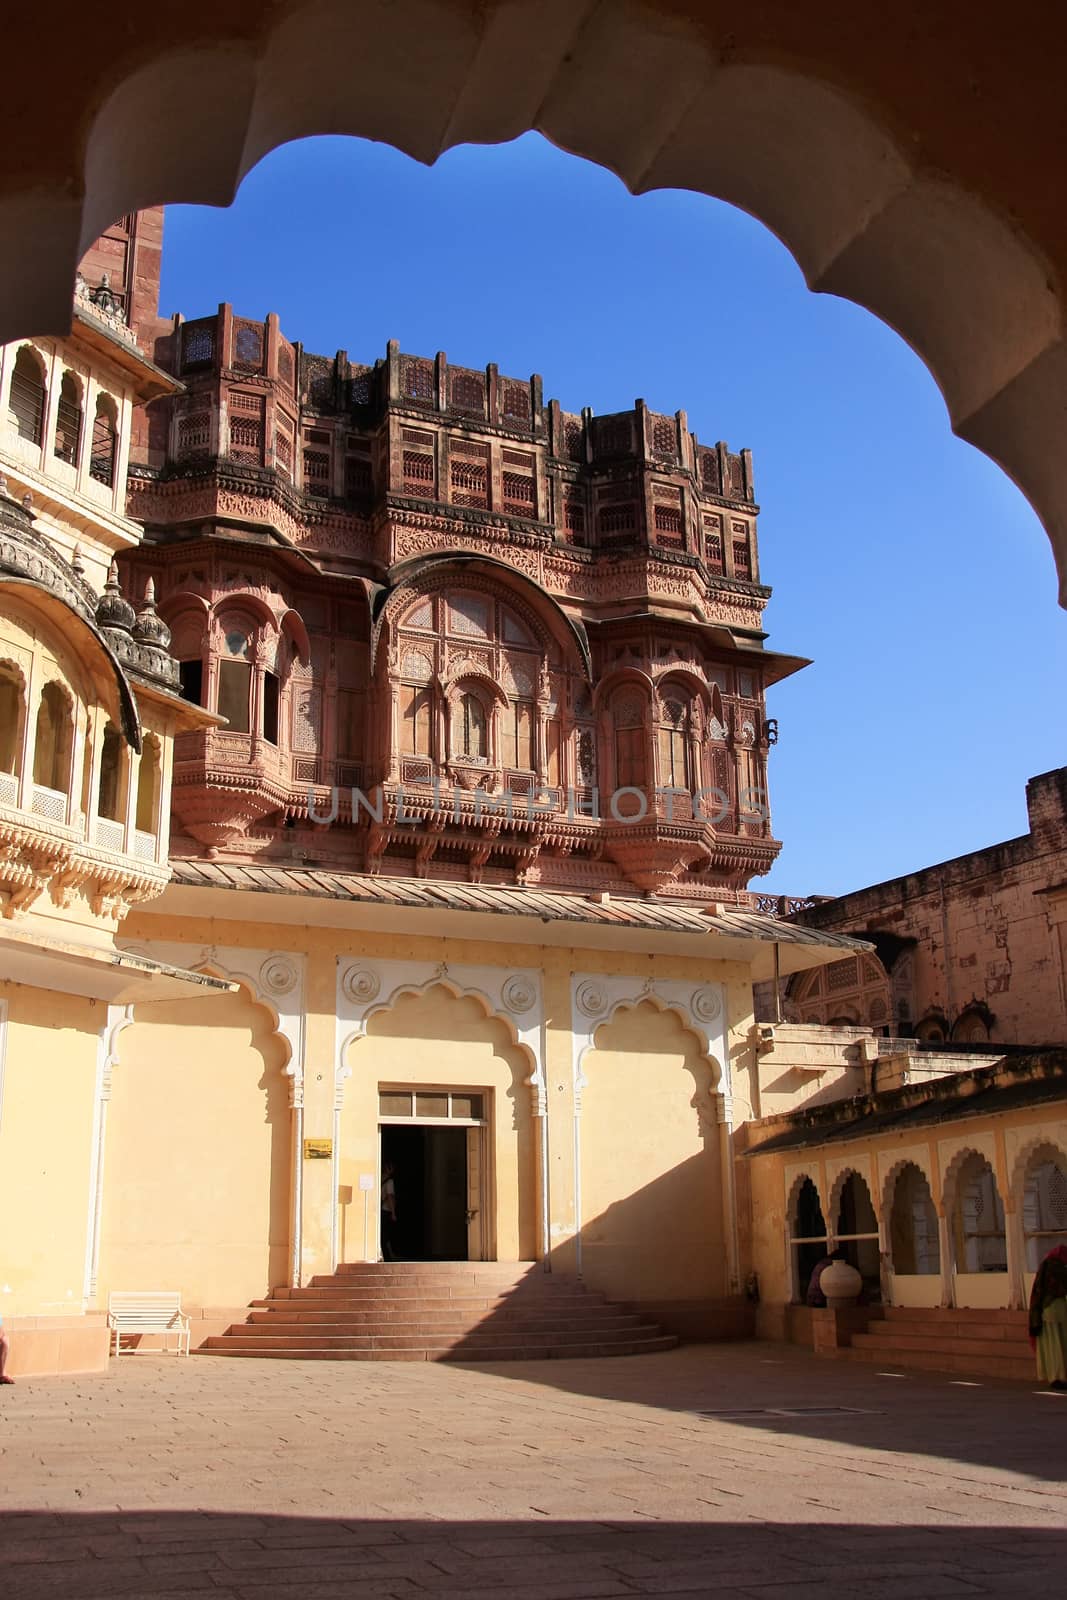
[1,1343,1065,1598]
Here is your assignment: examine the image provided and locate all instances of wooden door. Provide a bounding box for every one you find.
[466,1125,484,1260]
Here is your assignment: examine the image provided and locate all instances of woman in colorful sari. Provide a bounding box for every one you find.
[1028,1243,1067,1388]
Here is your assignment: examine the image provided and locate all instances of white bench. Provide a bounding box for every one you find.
[107,1292,191,1357]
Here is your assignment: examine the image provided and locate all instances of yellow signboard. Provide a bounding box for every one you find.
[303,1138,333,1160]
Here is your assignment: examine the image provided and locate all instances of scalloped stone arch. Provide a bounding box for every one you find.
[374,560,586,680]
[1010,1135,1067,1209]
[0,652,28,692]
[340,974,536,1083]
[440,666,508,706]
[158,591,211,624]
[653,667,712,711]
[941,1143,1001,1218]
[594,667,656,712]
[827,1164,877,1232]
[336,961,546,1116]
[0,3,1062,595]
[881,1155,938,1221]
[211,592,277,632]
[590,996,721,1135]
[785,1170,827,1233]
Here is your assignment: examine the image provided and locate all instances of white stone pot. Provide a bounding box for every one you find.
[821,1259,863,1308]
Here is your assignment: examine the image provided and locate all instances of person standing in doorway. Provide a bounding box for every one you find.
[380,1160,398,1262]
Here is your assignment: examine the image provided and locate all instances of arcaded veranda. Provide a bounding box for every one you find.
[2,1346,1064,1598]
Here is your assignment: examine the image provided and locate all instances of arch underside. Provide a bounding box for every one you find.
[1,2,1065,598]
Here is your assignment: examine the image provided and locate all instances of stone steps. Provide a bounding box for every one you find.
[206,1333,679,1362]
[202,1262,677,1363]
[840,1305,1035,1382]
[244,1309,647,1330]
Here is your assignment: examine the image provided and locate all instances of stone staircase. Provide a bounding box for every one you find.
[841,1305,1034,1382]
[198,1262,678,1362]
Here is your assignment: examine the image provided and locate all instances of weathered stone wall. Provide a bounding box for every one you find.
[789,770,1067,1045]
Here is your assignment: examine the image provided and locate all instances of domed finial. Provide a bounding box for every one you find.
[71,543,85,576]
[96,559,136,633]
[21,493,32,513]
[133,574,171,650]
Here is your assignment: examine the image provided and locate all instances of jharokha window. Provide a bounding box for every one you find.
[453,690,488,761]
[89,394,118,487]
[399,684,433,756]
[217,627,253,735]
[8,347,46,445]
[657,691,695,791]
[32,681,74,793]
[53,372,83,465]
[0,662,25,779]
[611,691,648,792]
[392,589,547,777]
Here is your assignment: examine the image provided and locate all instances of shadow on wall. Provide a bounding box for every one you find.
[0,1509,1061,1595]
[570,1000,728,1311]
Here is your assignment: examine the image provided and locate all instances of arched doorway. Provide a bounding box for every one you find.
[948,1150,1008,1308]
[340,984,537,1265]
[788,1176,827,1304]
[1020,1145,1067,1274]
[833,1171,880,1295]
[887,1161,941,1306]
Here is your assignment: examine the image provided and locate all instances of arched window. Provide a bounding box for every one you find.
[951,1153,1007,1274]
[657,693,692,789]
[611,691,647,791]
[952,1006,991,1043]
[454,690,488,761]
[9,346,46,445]
[889,1163,940,1275]
[835,1171,880,1289]
[135,734,162,834]
[216,625,252,735]
[501,697,534,770]
[1022,1151,1067,1270]
[97,722,127,823]
[400,685,433,757]
[576,726,596,788]
[32,681,74,793]
[89,394,118,487]
[53,372,82,465]
[169,611,206,706]
[0,662,25,781]
[789,1177,827,1303]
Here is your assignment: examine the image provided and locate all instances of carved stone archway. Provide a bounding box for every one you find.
[3,2,1067,597]
[335,956,546,1268]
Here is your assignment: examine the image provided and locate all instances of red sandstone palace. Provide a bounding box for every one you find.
[81,211,801,901]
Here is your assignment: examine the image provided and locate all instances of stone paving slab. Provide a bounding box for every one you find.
[1,1342,1065,1597]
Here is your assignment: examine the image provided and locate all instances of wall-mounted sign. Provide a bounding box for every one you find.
[303,1138,333,1160]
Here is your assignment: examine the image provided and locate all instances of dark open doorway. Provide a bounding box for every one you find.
[381,1124,469,1261]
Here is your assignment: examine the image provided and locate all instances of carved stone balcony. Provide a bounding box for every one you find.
[0,793,169,921]
[171,727,291,850]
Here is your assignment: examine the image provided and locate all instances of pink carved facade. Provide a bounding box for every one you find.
[113,215,805,899]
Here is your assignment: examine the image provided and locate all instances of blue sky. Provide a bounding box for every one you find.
[159,133,1065,895]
